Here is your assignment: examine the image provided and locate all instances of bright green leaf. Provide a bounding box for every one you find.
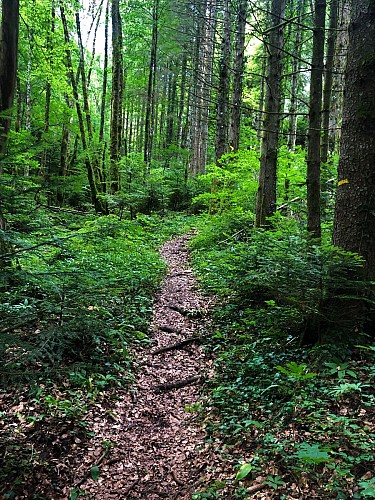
[236,463,253,481]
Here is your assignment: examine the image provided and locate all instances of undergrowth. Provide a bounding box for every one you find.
[0,210,194,497]
[191,211,375,499]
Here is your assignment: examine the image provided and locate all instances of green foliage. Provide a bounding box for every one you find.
[191,213,375,498]
[192,213,371,343]
[192,150,259,213]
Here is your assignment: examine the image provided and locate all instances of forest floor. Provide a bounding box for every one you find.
[72,234,215,498]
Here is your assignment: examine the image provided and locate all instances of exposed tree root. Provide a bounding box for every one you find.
[151,337,200,355]
[154,375,202,392]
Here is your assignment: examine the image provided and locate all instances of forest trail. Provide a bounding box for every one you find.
[80,234,213,499]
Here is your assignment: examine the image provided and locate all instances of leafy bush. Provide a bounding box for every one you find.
[191,213,375,498]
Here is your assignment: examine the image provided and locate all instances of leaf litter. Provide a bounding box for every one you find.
[74,234,216,499]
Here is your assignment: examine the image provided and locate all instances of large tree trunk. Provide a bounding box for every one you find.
[255,0,286,227]
[0,0,19,269]
[333,0,375,278]
[0,0,20,156]
[306,0,326,239]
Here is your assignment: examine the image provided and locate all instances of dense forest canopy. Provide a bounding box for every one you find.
[1,0,375,498]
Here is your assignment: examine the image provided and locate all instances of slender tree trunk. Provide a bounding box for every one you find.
[15,77,21,134]
[110,0,124,193]
[41,0,55,178]
[177,51,187,147]
[287,0,305,151]
[255,0,286,227]
[99,1,109,144]
[215,0,232,163]
[306,0,326,239]
[228,0,247,153]
[60,5,105,214]
[321,0,338,164]
[144,0,159,168]
[191,0,217,174]
[166,67,177,149]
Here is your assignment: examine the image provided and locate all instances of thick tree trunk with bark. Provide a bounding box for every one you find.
[0,0,19,268]
[0,0,20,155]
[333,0,375,278]
[306,0,326,239]
[255,0,286,227]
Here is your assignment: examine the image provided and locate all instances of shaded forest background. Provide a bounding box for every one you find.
[0,0,375,498]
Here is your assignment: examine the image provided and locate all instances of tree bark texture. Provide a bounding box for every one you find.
[306,0,326,239]
[0,0,20,155]
[333,0,375,278]
[330,0,350,151]
[255,0,286,227]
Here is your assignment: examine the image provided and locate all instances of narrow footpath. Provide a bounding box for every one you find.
[81,234,213,499]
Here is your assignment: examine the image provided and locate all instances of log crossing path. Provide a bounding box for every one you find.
[80,234,213,499]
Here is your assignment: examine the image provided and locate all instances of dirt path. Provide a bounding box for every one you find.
[81,234,213,499]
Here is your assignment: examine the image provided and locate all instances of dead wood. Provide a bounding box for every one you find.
[151,337,200,355]
[168,305,203,318]
[73,450,109,488]
[171,469,184,486]
[159,325,181,334]
[246,482,268,494]
[154,375,202,392]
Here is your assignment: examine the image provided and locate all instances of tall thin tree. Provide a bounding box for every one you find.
[306,0,326,239]
[255,0,286,227]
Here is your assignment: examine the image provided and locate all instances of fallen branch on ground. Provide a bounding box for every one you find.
[168,305,203,318]
[151,337,200,355]
[73,450,109,489]
[171,469,184,486]
[246,483,268,494]
[154,375,202,392]
[159,325,182,334]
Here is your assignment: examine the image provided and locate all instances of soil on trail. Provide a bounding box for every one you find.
[81,234,213,499]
